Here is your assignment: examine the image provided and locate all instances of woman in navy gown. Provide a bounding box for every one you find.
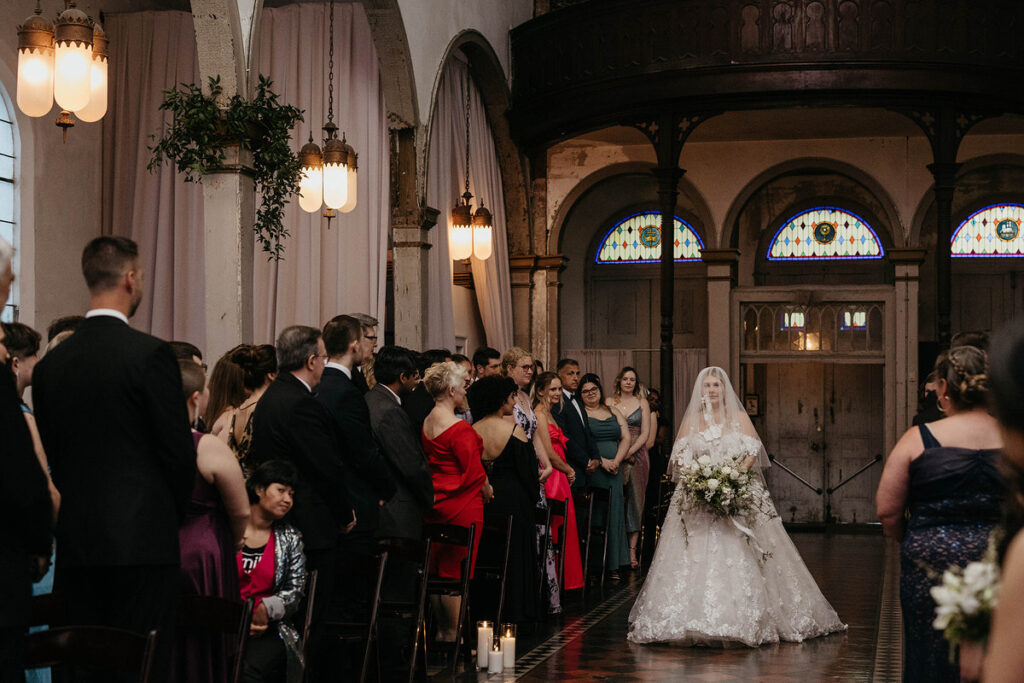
[877,345,1004,682]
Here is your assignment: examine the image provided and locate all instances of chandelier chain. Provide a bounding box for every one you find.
[463,67,471,196]
[327,0,335,125]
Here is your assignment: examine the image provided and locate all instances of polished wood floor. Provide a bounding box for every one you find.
[442,531,894,682]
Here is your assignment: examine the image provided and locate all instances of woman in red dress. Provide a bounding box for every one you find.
[532,372,585,590]
[421,360,491,641]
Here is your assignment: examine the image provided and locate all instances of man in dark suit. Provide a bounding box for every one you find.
[250,324,356,681]
[318,314,396,549]
[32,236,196,682]
[0,239,52,680]
[552,358,602,534]
[344,312,378,394]
[366,345,434,540]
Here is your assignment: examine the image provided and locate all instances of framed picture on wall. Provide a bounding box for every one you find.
[744,394,760,417]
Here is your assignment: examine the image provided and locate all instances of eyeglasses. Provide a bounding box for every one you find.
[364,335,377,342]
[581,387,599,395]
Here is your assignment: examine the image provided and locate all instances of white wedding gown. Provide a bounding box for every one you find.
[627,429,847,647]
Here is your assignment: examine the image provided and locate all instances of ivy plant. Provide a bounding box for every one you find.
[149,75,304,260]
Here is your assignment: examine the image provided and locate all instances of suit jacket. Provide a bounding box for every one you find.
[32,315,196,568]
[0,366,51,627]
[316,367,396,537]
[551,389,600,489]
[365,384,434,540]
[351,366,370,395]
[402,382,434,432]
[251,372,354,550]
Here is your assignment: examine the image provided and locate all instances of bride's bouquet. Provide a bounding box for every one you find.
[676,454,767,519]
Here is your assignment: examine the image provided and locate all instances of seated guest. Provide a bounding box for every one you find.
[226,344,277,474]
[468,375,539,623]
[237,461,307,683]
[205,346,248,438]
[366,346,434,541]
[877,346,1003,682]
[173,360,250,683]
[45,315,84,343]
[404,348,452,430]
[421,361,490,641]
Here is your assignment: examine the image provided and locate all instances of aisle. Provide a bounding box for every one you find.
[449,531,894,682]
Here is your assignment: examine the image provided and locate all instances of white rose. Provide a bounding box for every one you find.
[701,466,712,477]
[721,465,732,476]
[729,470,740,481]
[738,474,749,484]
[688,462,700,473]
[698,455,711,466]
[707,479,720,491]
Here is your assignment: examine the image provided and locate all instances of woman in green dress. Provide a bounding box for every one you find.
[579,373,631,579]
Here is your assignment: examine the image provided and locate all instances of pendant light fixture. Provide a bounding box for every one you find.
[449,67,492,261]
[297,0,359,225]
[16,1,109,141]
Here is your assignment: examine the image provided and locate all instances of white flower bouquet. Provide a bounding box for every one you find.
[677,455,759,518]
[930,559,1000,657]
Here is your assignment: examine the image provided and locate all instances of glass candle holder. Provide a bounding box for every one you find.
[500,623,517,667]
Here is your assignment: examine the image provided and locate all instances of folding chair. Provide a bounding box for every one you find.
[24,626,157,683]
[471,514,513,629]
[546,496,570,589]
[423,522,476,675]
[177,594,254,683]
[374,536,432,683]
[320,550,389,683]
[581,487,612,593]
[535,504,554,608]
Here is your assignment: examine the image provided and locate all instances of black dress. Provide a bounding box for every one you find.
[478,428,540,623]
[900,424,1003,682]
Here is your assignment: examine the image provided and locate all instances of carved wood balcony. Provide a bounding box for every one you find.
[509,0,1024,148]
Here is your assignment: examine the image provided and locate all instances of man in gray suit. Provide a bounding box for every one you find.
[365,345,434,539]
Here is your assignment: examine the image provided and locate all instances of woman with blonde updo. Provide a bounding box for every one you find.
[421,361,491,641]
[876,345,1004,683]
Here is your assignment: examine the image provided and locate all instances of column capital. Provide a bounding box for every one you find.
[887,248,928,265]
[700,248,740,265]
[926,161,963,189]
[392,205,440,231]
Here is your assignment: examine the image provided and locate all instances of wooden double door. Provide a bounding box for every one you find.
[760,362,884,525]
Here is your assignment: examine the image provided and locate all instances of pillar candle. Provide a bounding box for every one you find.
[488,644,504,674]
[476,621,493,669]
[501,633,516,667]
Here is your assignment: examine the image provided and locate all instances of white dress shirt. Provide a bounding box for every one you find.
[85,308,129,325]
[325,361,352,379]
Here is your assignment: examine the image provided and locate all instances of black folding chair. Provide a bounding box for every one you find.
[423,522,476,676]
[547,496,570,589]
[24,626,157,683]
[177,594,254,683]
[581,487,612,593]
[300,570,319,682]
[374,536,432,683]
[471,514,513,629]
[320,550,389,683]
[535,504,554,608]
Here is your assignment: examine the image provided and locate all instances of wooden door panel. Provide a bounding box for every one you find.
[589,279,650,348]
[826,364,884,524]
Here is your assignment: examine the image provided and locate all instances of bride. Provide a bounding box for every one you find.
[627,367,846,646]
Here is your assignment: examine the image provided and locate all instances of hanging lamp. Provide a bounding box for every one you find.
[449,67,492,261]
[297,0,358,225]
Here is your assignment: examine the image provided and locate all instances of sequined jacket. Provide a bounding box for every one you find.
[266,523,307,681]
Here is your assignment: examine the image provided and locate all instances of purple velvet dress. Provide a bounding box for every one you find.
[171,431,241,683]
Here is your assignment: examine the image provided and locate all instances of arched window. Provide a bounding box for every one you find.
[0,93,14,322]
[595,211,704,264]
[951,203,1024,258]
[767,206,884,261]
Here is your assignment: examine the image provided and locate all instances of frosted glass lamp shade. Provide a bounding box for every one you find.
[472,224,493,260]
[339,166,357,213]
[449,223,473,260]
[298,166,323,213]
[323,162,348,209]
[75,56,107,122]
[54,41,92,112]
[17,48,53,117]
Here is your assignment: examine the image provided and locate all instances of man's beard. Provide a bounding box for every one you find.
[128,292,142,317]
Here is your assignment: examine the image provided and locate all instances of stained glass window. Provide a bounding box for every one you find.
[595,211,704,264]
[767,206,884,261]
[0,92,14,323]
[951,203,1024,258]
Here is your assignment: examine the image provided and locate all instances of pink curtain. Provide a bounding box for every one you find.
[426,53,514,351]
[562,348,634,390]
[102,11,204,345]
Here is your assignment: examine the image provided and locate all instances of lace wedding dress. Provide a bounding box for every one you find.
[627,367,846,647]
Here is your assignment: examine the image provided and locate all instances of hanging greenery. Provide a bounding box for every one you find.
[149,75,304,260]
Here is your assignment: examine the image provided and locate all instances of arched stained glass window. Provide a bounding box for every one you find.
[951,203,1024,258]
[595,211,704,264]
[767,206,884,261]
[0,92,14,322]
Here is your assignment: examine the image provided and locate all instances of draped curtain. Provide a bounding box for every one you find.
[102,5,388,347]
[425,53,514,351]
[102,11,204,345]
[562,348,633,393]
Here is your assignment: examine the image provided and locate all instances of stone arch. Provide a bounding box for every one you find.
[424,30,531,255]
[361,0,419,129]
[719,157,905,250]
[549,161,715,256]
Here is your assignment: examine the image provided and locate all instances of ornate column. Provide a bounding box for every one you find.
[392,206,439,349]
[701,248,740,374]
[509,255,536,350]
[889,248,927,432]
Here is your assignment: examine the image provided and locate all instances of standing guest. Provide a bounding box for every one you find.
[404,348,452,430]
[579,373,631,579]
[421,361,491,642]
[607,367,651,570]
[343,312,379,394]
[980,320,1024,682]
[469,376,539,622]
[45,315,84,342]
[552,358,602,531]
[250,325,356,680]
[205,346,247,437]
[876,345,1003,683]
[171,340,204,366]
[237,461,307,683]
[0,237,52,682]
[32,236,197,681]
[172,360,250,683]
[361,355,377,391]
[450,354,474,422]
[366,346,434,541]
[472,346,501,379]
[531,372,584,591]
[226,344,277,475]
